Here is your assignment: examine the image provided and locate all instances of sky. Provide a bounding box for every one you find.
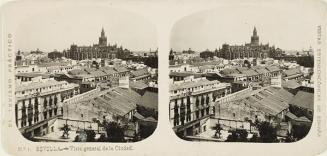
[15,7,157,52]
[170,4,323,52]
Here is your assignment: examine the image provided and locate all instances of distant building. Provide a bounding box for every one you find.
[63,28,131,60]
[289,90,314,121]
[130,68,151,82]
[217,65,281,83]
[53,66,129,93]
[217,27,284,60]
[48,51,63,60]
[282,68,304,81]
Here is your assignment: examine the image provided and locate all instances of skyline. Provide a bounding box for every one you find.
[15,7,157,52]
[170,5,321,52]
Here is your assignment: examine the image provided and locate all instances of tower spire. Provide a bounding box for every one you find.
[253,26,257,36]
[251,26,259,45]
[101,27,105,37]
[99,27,107,46]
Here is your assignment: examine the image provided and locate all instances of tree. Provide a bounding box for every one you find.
[98,133,107,142]
[225,129,248,142]
[105,122,125,142]
[139,123,157,139]
[85,129,96,142]
[249,133,260,142]
[212,123,222,138]
[244,60,251,68]
[60,124,71,139]
[257,121,277,143]
[292,124,311,140]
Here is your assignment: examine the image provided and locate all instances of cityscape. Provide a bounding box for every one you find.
[15,28,158,142]
[169,27,314,142]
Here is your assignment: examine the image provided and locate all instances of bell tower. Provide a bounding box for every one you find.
[251,26,259,45]
[99,27,107,46]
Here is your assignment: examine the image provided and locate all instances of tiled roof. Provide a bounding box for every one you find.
[69,87,141,116]
[16,72,50,78]
[289,91,314,110]
[286,112,298,120]
[114,66,129,73]
[232,86,294,116]
[239,69,258,77]
[220,68,240,75]
[169,72,203,78]
[101,68,118,75]
[191,61,220,66]
[294,116,311,122]
[141,116,157,122]
[16,80,70,92]
[130,81,148,90]
[252,66,269,74]
[199,65,214,70]
[170,79,222,91]
[283,68,302,77]
[131,68,149,77]
[282,80,300,89]
[83,68,97,73]
[89,70,106,77]
[68,69,88,76]
[133,112,145,119]
[265,65,281,72]
[37,62,70,67]
[137,91,158,110]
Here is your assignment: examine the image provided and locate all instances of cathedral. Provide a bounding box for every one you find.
[63,28,131,60]
[216,27,283,60]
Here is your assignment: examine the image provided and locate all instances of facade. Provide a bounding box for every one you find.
[217,65,282,83]
[15,78,80,138]
[282,68,304,81]
[63,28,131,60]
[130,68,151,82]
[217,27,284,60]
[169,76,231,136]
[53,66,130,93]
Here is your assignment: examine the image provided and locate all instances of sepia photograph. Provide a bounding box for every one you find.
[1,0,327,156]
[169,6,315,142]
[14,7,158,142]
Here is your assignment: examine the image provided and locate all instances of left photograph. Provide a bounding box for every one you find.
[14,6,158,142]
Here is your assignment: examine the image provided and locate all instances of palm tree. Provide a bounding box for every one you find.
[212,123,222,138]
[60,124,71,139]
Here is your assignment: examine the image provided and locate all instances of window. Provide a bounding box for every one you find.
[201,109,205,117]
[195,97,199,107]
[180,101,185,125]
[206,96,210,105]
[186,97,191,122]
[44,98,48,108]
[43,112,47,120]
[54,96,58,105]
[201,96,205,106]
[174,101,179,126]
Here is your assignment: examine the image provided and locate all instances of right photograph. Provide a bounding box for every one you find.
[169,5,315,143]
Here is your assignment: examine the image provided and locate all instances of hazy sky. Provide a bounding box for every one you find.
[16,7,157,52]
[171,4,322,52]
